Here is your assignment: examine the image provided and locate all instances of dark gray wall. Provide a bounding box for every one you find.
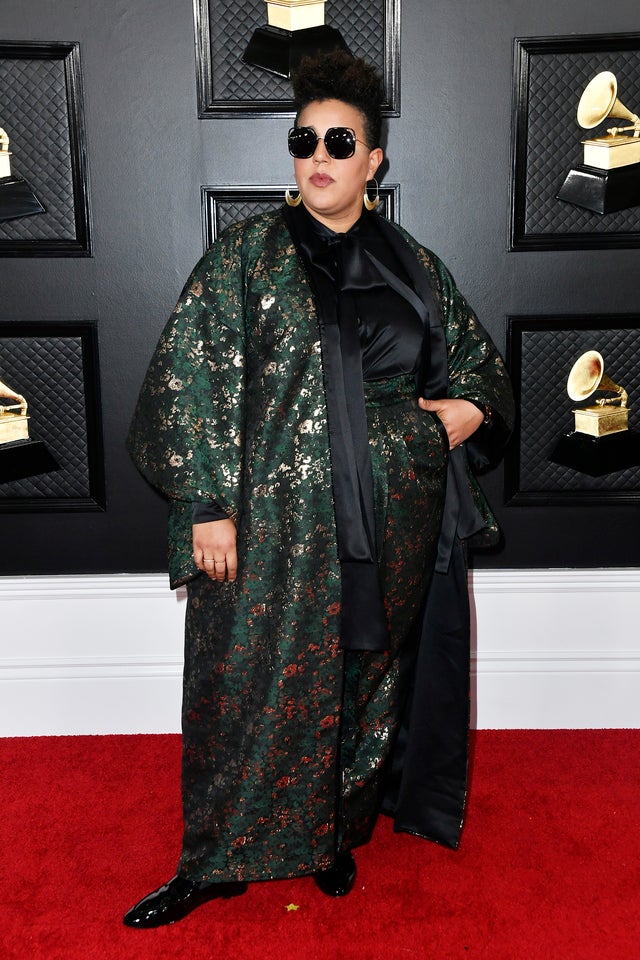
[1,0,639,574]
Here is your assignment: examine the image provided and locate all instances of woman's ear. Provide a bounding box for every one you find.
[368,147,384,180]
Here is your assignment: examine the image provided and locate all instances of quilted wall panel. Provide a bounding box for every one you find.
[201,184,400,249]
[512,35,640,247]
[0,325,104,509]
[507,319,640,501]
[196,0,399,115]
[0,42,91,256]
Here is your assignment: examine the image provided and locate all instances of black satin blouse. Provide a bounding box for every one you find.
[300,206,424,381]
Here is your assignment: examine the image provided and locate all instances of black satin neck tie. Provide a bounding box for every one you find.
[326,232,389,292]
[300,220,389,294]
[286,208,390,652]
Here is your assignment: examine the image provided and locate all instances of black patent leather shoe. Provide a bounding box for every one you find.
[123,874,247,927]
[313,850,357,897]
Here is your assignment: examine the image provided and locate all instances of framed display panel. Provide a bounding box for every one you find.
[201,183,400,248]
[510,33,640,251]
[0,321,105,511]
[505,315,640,505]
[194,0,400,118]
[0,40,91,257]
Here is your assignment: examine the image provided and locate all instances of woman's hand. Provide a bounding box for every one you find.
[193,517,238,582]
[418,397,484,450]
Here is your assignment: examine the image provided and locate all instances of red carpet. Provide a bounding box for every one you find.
[2,731,639,959]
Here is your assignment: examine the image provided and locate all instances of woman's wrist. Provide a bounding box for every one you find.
[465,398,492,426]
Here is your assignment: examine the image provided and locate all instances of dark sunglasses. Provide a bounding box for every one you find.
[287,126,371,160]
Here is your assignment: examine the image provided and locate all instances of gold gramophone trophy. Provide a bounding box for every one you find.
[549,350,640,476]
[0,126,45,222]
[0,378,29,443]
[242,1,349,79]
[567,350,628,437]
[556,71,640,214]
[0,376,58,482]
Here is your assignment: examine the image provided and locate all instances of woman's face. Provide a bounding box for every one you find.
[293,99,383,232]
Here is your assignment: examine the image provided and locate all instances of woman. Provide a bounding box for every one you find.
[124,51,514,928]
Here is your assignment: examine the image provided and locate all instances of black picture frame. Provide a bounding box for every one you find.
[201,183,401,249]
[0,40,91,257]
[194,0,401,118]
[505,314,640,505]
[0,321,105,511]
[510,33,640,251]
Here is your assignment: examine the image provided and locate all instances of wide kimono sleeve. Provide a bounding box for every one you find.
[420,248,515,546]
[425,250,514,446]
[387,228,515,549]
[126,223,248,587]
[387,224,514,455]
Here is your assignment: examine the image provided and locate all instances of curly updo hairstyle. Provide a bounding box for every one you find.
[291,50,384,149]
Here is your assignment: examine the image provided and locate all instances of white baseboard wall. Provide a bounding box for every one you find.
[1,570,639,736]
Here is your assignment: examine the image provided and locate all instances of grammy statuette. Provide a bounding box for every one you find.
[0,378,29,444]
[0,377,58,482]
[567,350,628,438]
[556,70,640,214]
[549,350,640,477]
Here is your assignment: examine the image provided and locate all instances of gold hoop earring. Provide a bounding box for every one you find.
[364,178,380,211]
[285,189,302,207]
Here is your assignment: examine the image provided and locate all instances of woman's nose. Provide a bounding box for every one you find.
[313,137,330,161]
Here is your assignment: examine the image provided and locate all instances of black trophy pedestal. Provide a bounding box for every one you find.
[0,439,58,482]
[549,430,640,477]
[242,25,350,79]
[0,175,46,222]
[556,161,640,214]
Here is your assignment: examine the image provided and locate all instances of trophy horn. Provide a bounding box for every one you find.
[576,71,640,131]
[567,350,628,407]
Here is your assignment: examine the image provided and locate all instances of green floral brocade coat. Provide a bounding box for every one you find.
[127,210,514,882]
